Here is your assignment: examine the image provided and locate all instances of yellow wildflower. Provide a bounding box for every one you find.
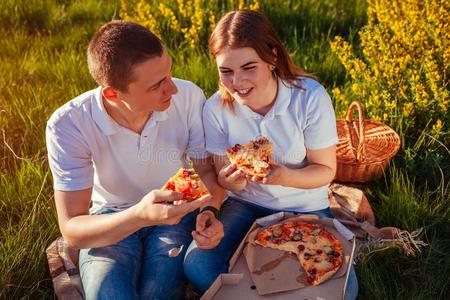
[330,0,448,132]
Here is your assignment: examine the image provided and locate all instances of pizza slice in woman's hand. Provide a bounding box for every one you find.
[226,136,273,177]
[162,168,209,205]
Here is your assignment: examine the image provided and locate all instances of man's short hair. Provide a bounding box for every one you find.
[87,20,163,92]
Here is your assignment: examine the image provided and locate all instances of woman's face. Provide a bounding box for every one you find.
[215,47,277,113]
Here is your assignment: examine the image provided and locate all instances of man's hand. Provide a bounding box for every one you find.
[192,211,224,249]
[134,190,211,227]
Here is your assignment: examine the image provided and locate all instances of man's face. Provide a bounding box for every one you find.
[117,47,178,113]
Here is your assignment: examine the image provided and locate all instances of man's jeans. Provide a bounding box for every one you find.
[79,210,196,300]
[184,197,359,300]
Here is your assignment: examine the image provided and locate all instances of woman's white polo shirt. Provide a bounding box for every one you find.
[203,78,337,212]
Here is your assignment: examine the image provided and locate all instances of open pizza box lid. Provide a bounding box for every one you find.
[201,212,356,300]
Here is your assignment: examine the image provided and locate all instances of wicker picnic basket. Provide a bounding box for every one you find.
[335,101,401,183]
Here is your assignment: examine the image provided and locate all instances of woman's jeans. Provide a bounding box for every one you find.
[184,197,359,300]
[79,210,196,300]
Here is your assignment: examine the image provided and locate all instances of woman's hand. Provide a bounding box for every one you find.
[217,163,247,191]
[246,162,289,186]
[247,145,337,189]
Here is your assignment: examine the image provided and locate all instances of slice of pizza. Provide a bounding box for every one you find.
[254,221,344,286]
[298,226,344,285]
[226,136,273,177]
[161,168,209,205]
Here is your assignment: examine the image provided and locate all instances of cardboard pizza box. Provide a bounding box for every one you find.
[201,212,356,300]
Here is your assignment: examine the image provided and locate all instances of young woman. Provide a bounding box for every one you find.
[183,10,358,299]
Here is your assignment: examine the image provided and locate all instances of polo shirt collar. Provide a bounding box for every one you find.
[92,87,169,135]
[235,78,292,119]
[146,110,168,128]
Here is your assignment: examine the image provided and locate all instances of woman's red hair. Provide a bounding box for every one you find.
[209,10,315,104]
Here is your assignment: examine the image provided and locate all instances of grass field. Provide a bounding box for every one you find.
[0,0,448,299]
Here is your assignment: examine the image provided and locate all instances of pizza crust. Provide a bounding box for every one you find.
[311,264,341,285]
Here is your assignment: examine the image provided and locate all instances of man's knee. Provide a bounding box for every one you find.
[79,241,140,300]
[80,257,138,300]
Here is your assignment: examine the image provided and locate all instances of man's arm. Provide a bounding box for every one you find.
[190,156,225,249]
[55,188,209,249]
[55,188,143,248]
[191,156,227,209]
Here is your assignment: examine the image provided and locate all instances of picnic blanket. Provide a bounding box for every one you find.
[46,237,84,300]
[328,183,427,263]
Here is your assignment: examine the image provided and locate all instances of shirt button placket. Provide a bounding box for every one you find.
[260,119,267,137]
[138,135,151,162]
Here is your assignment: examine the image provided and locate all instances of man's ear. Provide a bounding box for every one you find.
[102,86,121,102]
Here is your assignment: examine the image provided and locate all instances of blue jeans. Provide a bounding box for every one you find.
[184,197,358,300]
[79,210,196,300]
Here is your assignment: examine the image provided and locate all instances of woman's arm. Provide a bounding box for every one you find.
[252,145,336,189]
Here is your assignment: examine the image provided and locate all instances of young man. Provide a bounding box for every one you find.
[46,20,225,300]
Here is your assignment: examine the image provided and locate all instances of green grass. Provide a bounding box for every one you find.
[0,0,448,299]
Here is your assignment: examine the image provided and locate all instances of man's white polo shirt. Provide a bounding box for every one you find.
[46,78,208,214]
[203,78,337,212]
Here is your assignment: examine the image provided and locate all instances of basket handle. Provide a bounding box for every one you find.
[345,101,365,161]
